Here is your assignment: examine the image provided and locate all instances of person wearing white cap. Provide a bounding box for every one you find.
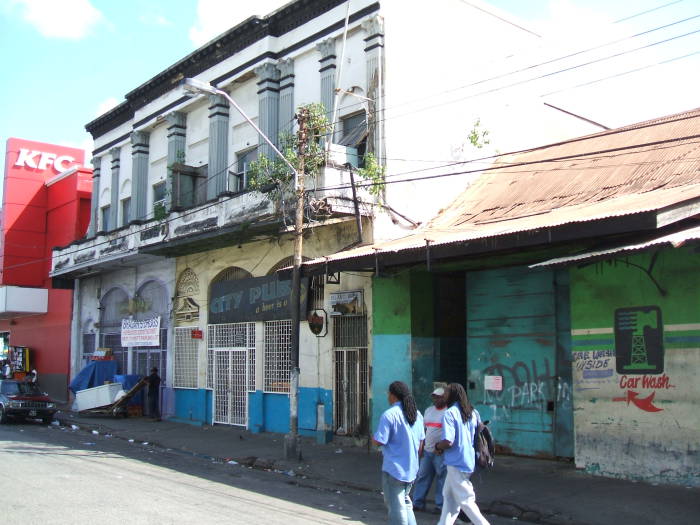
[411,386,448,513]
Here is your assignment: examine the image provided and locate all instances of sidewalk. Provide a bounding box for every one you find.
[54,410,699,525]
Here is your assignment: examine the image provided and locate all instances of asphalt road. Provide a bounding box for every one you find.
[0,420,510,525]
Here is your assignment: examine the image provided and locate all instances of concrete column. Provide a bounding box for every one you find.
[87,157,101,236]
[317,38,337,123]
[362,16,385,159]
[130,130,150,224]
[109,147,120,231]
[207,94,230,199]
[254,62,280,161]
[166,111,187,208]
[278,58,295,140]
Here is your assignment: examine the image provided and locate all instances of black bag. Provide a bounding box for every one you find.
[473,420,495,470]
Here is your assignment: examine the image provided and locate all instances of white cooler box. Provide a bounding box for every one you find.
[75,383,123,411]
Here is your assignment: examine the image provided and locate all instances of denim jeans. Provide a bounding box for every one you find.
[382,471,417,525]
[412,450,447,509]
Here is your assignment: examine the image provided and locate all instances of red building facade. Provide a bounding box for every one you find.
[1,138,92,400]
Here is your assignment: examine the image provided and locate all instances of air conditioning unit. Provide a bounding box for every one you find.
[327,143,359,169]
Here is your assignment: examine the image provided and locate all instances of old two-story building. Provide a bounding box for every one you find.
[303,107,700,486]
[51,0,600,437]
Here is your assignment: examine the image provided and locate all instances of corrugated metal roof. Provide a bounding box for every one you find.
[530,224,700,268]
[303,107,700,268]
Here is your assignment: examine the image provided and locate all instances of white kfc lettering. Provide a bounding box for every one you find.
[14,148,77,172]
[14,149,40,169]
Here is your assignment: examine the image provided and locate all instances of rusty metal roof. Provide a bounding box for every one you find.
[303,107,700,269]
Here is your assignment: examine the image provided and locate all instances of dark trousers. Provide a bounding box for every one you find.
[148,390,160,418]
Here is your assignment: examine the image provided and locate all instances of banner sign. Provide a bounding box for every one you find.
[209,275,308,324]
[121,316,161,347]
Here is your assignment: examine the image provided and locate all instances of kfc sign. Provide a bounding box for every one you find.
[5,138,85,176]
[14,148,79,172]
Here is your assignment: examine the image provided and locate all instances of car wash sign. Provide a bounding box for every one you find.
[209,275,308,323]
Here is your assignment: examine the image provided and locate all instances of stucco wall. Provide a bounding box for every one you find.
[570,247,700,487]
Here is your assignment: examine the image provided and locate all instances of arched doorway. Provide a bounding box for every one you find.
[99,287,129,374]
[132,280,169,383]
[207,266,254,426]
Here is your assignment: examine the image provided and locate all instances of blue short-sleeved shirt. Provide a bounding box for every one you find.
[442,403,479,473]
[373,402,425,482]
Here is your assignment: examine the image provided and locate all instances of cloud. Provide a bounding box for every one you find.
[9,0,103,39]
[138,13,172,27]
[188,0,287,47]
[95,97,119,117]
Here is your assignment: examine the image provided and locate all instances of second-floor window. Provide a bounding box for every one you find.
[339,112,368,167]
[153,181,166,218]
[101,205,111,232]
[230,147,257,193]
[121,197,131,226]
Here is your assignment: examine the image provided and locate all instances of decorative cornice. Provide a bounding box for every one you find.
[361,14,384,37]
[316,37,336,59]
[255,62,281,82]
[278,58,294,78]
[85,1,380,140]
[166,111,187,129]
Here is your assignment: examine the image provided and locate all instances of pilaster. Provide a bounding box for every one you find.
[109,147,120,231]
[278,58,295,138]
[317,38,337,122]
[130,130,150,223]
[362,15,385,159]
[88,157,101,236]
[255,62,281,161]
[207,94,230,199]
[167,111,187,209]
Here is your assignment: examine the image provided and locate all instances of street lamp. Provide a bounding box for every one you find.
[183,77,304,461]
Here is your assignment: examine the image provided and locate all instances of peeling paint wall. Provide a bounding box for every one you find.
[570,247,700,487]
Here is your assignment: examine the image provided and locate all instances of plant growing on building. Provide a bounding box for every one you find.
[468,118,490,149]
[247,102,386,206]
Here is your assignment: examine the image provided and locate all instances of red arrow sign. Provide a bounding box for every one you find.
[612,390,663,412]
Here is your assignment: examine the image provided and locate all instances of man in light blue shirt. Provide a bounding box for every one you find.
[373,381,425,525]
[435,383,490,525]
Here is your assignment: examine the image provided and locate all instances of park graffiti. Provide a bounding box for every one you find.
[482,358,571,410]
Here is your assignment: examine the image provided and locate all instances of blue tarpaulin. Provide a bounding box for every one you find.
[114,374,144,406]
[69,361,118,394]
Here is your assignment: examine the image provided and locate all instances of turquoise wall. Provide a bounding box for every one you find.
[248,388,333,437]
[172,388,212,426]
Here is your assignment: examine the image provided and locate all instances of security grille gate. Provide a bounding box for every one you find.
[333,315,368,436]
[207,323,255,426]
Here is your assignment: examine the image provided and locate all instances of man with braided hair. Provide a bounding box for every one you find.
[373,380,425,525]
[435,383,490,525]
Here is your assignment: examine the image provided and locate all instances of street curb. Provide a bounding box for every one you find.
[53,412,583,524]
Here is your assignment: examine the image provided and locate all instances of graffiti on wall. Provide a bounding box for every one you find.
[482,358,572,412]
[611,306,674,413]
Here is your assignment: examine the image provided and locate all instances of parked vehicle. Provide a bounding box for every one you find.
[0,380,57,424]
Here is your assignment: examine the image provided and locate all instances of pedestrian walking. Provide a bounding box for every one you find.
[434,383,490,525]
[412,386,448,514]
[372,381,425,525]
[2,360,11,379]
[146,367,161,421]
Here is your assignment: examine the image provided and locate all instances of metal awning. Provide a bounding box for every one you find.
[530,224,700,268]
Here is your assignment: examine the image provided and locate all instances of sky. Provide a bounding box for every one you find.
[0,0,698,180]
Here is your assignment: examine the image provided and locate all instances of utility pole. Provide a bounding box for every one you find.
[285,107,308,461]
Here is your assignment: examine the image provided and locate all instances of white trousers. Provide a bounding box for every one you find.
[437,466,490,525]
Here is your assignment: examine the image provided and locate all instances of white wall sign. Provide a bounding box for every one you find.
[121,316,161,347]
[484,375,503,391]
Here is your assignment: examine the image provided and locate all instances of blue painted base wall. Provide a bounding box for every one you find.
[248,387,333,437]
[172,388,212,426]
[371,334,412,432]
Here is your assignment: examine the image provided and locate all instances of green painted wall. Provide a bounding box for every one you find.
[570,247,700,487]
